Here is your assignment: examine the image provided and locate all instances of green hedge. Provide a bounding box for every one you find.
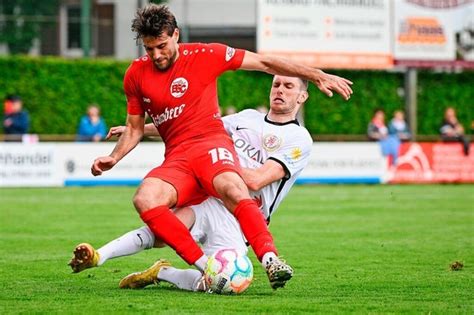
[1,56,473,135]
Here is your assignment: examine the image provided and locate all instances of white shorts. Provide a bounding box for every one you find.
[190,197,248,257]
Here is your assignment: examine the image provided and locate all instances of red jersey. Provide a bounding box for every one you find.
[124,43,245,153]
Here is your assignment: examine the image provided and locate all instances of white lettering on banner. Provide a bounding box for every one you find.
[0,145,60,187]
[149,104,186,127]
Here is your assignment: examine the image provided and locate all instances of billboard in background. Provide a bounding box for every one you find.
[1,142,473,187]
[0,144,61,187]
[299,143,386,184]
[390,142,474,183]
[257,0,392,69]
[394,0,474,68]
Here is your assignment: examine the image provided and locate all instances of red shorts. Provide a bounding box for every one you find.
[145,134,242,207]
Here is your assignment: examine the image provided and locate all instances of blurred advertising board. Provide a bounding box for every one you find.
[390,142,474,183]
[257,0,393,69]
[1,142,473,186]
[0,143,165,187]
[298,142,386,183]
[0,143,61,187]
[394,0,474,68]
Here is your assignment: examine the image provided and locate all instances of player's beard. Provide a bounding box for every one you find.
[154,49,178,71]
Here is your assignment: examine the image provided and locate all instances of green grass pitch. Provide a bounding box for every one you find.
[0,185,472,313]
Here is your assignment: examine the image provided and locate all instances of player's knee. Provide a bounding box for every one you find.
[132,191,167,213]
[132,192,150,213]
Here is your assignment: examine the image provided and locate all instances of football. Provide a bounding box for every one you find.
[204,248,254,294]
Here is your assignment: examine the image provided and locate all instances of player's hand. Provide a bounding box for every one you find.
[314,70,353,101]
[106,126,127,139]
[91,156,117,176]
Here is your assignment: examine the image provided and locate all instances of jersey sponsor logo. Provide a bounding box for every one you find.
[225,46,236,62]
[234,138,264,164]
[170,77,188,98]
[149,104,186,127]
[262,134,282,152]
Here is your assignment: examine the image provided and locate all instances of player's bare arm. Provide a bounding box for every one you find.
[242,160,286,191]
[240,51,353,100]
[91,114,145,176]
[106,123,159,139]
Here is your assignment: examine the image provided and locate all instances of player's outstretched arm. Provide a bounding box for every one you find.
[242,160,286,191]
[240,51,353,100]
[106,123,159,139]
[91,114,144,176]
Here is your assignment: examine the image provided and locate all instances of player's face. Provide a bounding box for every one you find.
[143,29,179,71]
[269,76,307,116]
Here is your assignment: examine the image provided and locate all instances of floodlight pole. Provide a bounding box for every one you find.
[405,67,417,140]
[81,0,91,57]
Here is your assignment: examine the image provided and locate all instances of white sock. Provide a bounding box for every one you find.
[97,226,155,266]
[157,267,203,291]
[261,252,278,269]
[194,255,208,273]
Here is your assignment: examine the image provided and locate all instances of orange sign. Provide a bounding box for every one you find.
[398,17,446,44]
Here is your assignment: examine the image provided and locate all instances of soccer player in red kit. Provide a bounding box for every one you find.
[81,4,352,289]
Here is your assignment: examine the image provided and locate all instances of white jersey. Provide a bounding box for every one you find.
[222,109,313,221]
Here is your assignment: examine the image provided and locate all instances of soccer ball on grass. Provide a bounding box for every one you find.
[204,248,253,294]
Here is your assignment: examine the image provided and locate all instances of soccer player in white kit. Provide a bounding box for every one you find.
[69,75,313,291]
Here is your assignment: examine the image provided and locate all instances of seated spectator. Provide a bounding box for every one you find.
[3,95,29,141]
[388,110,411,141]
[367,108,400,166]
[440,107,470,156]
[76,104,107,142]
[367,108,388,141]
[4,95,15,115]
[223,105,237,116]
[256,105,268,114]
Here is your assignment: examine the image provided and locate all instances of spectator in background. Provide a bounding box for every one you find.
[3,95,29,140]
[76,104,107,142]
[367,108,400,166]
[223,105,237,116]
[388,110,411,141]
[440,107,470,156]
[256,105,268,114]
[4,95,15,115]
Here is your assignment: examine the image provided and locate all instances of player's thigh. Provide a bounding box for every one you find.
[145,157,207,208]
[190,198,248,256]
[187,136,245,199]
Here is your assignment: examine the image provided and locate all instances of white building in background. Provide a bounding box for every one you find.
[0,0,257,60]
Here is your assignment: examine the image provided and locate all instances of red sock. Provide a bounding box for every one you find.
[233,199,278,261]
[140,205,204,265]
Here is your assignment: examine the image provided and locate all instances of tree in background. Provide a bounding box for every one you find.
[0,0,59,54]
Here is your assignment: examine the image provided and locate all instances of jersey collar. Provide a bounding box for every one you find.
[264,115,300,126]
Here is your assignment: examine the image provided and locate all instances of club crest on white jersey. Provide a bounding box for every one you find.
[170,77,188,98]
[262,134,282,152]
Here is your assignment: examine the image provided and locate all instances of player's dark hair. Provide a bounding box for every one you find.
[131,4,177,41]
